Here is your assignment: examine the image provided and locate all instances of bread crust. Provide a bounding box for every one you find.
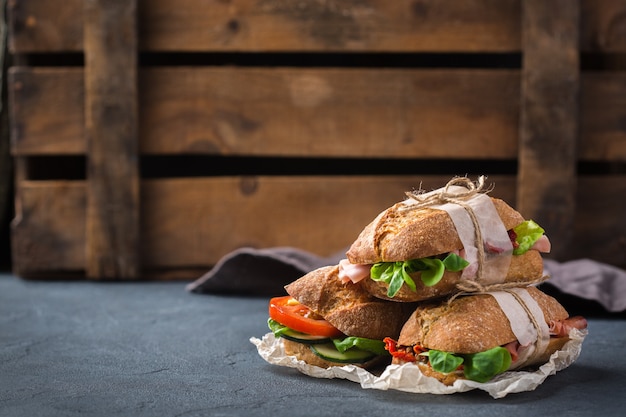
[346,198,525,264]
[361,250,544,302]
[391,287,572,385]
[284,265,415,340]
[397,286,569,353]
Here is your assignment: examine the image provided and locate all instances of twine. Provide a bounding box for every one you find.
[448,275,550,304]
[403,176,492,289]
[501,288,548,365]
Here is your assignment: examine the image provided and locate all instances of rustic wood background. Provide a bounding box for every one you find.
[5,0,626,279]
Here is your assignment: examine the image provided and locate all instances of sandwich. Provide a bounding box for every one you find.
[267,264,415,369]
[383,286,588,385]
[339,177,551,302]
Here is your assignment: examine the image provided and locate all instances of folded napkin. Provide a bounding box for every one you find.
[187,247,626,314]
[186,247,345,296]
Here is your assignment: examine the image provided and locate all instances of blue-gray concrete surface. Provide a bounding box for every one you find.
[1,272,624,416]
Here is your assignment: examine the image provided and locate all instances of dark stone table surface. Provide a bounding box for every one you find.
[1,272,624,417]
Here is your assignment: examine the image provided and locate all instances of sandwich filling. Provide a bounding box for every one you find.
[267,296,389,365]
[339,220,549,298]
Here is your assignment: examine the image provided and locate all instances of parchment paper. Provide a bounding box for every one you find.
[250,328,587,399]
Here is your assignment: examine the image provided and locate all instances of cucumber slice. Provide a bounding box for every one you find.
[310,343,377,364]
[280,329,331,344]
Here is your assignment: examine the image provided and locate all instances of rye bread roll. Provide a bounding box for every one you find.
[285,265,415,341]
[393,286,576,385]
[346,197,545,302]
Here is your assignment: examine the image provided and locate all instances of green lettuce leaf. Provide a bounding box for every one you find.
[462,347,512,383]
[424,350,464,374]
[267,318,289,337]
[370,253,469,298]
[423,346,512,383]
[513,220,545,255]
[332,337,389,356]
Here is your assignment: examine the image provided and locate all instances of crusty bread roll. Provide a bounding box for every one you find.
[392,286,572,385]
[347,198,524,264]
[345,197,544,302]
[397,286,568,352]
[285,265,415,340]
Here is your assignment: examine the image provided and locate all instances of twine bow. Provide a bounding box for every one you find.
[404,175,488,209]
[404,176,490,285]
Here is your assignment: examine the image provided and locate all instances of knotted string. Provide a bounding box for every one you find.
[403,176,491,289]
[448,274,550,303]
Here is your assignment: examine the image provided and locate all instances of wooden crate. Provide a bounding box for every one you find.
[7,0,626,280]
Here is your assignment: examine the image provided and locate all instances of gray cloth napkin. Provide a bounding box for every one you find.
[186,247,345,296]
[187,247,626,314]
[543,258,626,313]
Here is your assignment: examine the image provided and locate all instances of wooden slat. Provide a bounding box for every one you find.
[11,175,517,276]
[570,176,626,267]
[580,73,626,161]
[11,67,521,158]
[8,67,85,155]
[8,0,520,53]
[10,67,626,161]
[12,174,626,277]
[8,0,626,53]
[517,0,580,261]
[84,0,139,279]
[139,68,520,157]
[580,0,626,53]
[11,181,86,274]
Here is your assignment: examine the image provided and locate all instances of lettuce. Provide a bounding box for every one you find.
[513,220,545,255]
[462,347,512,383]
[267,318,289,337]
[424,347,512,383]
[423,350,464,374]
[370,253,469,298]
[332,337,389,356]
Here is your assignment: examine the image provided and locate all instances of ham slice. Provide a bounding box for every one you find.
[549,316,588,337]
[531,235,551,253]
[338,259,371,284]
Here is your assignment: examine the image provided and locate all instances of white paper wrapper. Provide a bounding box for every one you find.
[250,328,587,399]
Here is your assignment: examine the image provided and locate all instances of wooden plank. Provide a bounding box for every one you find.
[517,0,580,261]
[139,68,520,157]
[7,0,83,53]
[138,0,521,52]
[13,175,626,276]
[580,0,626,53]
[8,0,626,53]
[8,0,521,53]
[11,67,626,161]
[10,67,521,158]
[8,67,84,155]
[11,175,517,276]
[11,181,86,275]
[580,73,626,161]
[570,176,626,267]
[84,0,139,279]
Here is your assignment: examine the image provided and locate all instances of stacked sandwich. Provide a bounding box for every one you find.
[261,176,587,388]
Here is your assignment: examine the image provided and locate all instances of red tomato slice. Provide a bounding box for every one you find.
[269,296,344,338]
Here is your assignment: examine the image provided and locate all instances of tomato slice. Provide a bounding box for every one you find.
[269,296,344,338]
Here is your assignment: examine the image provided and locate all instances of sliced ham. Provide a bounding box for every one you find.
[530,235,551,253]
[503,340,521,363]
[338,259,371,284]
[549,316,588,337]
